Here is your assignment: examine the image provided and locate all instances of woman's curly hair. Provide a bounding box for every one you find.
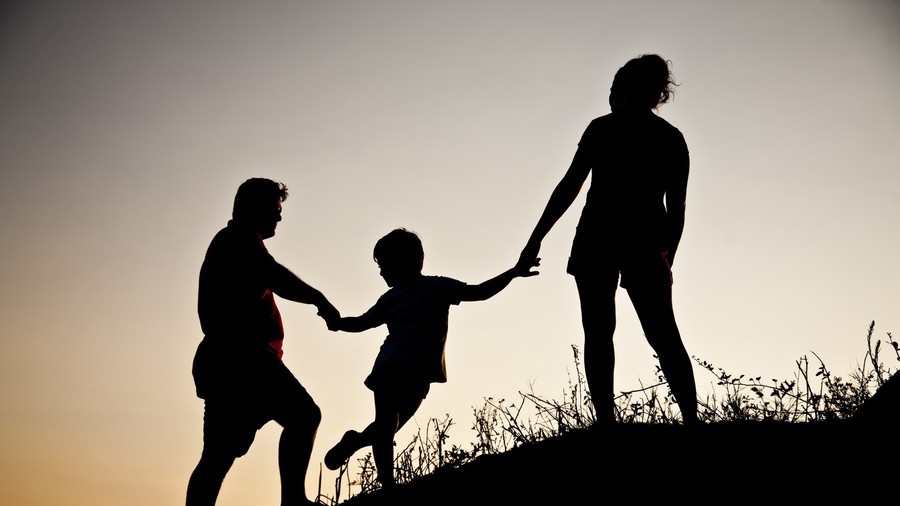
[609,54,678,110]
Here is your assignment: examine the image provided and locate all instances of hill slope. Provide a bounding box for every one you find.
[337,419,894,504]
[336,373,898,504]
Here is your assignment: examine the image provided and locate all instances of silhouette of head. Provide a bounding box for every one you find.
[373,228,424,287]
[609,54,677,111]
[232,178,288,239]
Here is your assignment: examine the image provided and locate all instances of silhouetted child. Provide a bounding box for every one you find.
[322,227,538,488]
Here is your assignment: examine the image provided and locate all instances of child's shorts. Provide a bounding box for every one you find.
[364,368,431,400]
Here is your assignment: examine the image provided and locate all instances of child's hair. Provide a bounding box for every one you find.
[373,228,424,273]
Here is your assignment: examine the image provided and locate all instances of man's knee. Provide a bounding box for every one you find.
[202,408,259,459]
[279,401,321,432]
[308,403,322,428]
[197,444,238,473]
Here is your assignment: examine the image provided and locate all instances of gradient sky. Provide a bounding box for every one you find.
[2,1,899,505]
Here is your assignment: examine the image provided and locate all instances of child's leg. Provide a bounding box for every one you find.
[366,386,425,488]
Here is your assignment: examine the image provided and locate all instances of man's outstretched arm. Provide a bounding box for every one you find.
[269,262,339,320]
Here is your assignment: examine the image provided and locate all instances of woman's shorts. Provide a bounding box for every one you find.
[567,248,672,290]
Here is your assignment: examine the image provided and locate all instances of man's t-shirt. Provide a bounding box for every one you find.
[197,220,285,358]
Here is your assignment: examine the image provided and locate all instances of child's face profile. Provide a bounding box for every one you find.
[376,259,421,288]
[378,264,398,287]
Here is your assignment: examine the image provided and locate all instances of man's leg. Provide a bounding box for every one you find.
[187,394,256,506]
[278,412,321,506]
[272,367,323,506]
[186,446,236,506]
[575,275,618,425]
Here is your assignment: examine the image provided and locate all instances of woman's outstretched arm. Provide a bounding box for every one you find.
[517,148,592,269]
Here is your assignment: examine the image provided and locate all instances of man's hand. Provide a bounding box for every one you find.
[322,315,342,332]
[317,303,341,330]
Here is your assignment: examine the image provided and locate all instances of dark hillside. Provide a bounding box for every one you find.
[338,421,891,504]
[338,376,898,505]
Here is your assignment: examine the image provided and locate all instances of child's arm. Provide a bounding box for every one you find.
[459,258,539,302]
[326,312,382,333]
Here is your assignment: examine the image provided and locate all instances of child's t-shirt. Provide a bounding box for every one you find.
[361,275,465,389]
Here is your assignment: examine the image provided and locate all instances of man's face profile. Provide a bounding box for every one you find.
[253,198,283,239]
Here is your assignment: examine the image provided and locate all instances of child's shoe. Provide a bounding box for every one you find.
[324,430,365,470]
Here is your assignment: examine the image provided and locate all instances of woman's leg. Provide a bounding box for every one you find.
[627,281,699,425]
[575,274,618,425]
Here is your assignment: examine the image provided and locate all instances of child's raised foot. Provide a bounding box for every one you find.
[324,430,364,470]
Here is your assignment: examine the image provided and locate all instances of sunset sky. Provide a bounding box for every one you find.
[2,1,899,505]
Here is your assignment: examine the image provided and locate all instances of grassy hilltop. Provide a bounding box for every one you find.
[319,322,898,505]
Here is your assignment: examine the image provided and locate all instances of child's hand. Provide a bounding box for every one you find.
[517,240,542,273]
[325,315,343,331]
[514,257,540,278]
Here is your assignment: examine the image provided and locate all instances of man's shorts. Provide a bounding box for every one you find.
[192,338,318,458]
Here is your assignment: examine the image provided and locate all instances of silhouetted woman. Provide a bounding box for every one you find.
[518,54,699,426]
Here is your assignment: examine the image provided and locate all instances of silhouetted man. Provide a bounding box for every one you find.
[186,178,339,506]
